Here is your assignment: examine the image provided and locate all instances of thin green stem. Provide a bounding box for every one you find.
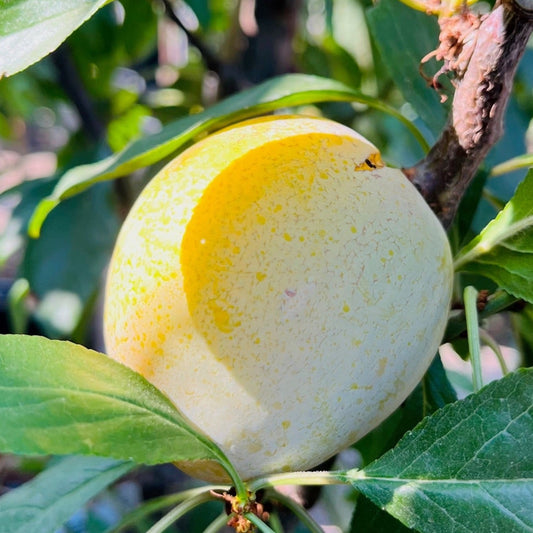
[203,513,229,533]
[107,485,227,533]
[146,490,215,533]
[267,511,285,533]
[266,490,324,533]
[444,289,518,342]
[490,153,533,177]
[365,100,429,153]
[479,329,510,376]
[245,513,278,533]
[205,448,246,501]
[248,470,346,493]
[219,459,248,501]
[464,286,483,392]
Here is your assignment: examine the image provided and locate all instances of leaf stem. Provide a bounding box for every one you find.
[203,513,229,533]
[216,458,248,501]
[245,512,278,533]
[490,154,533,176]
[266,490,325,533]
[444,289,519,342]
[267,511,285,533]
[145,490,215,533]
[479,329,510,376]
[464,286,483,392]
[247,470,346,493]
[106,485,227,533]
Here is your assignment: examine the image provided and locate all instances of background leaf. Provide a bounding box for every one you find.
[28,73,428,237]
[21,183,119,339]
[0,0,111,77]
[366,0,447,136]
[342,369,533,533]
[0,177,57,266]
[0,455,134,533]
[454,171,533,303]
[0,335,228,468]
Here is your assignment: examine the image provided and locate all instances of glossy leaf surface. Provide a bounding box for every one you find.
[0,0,111,77]
[0,335,227,468]
[342,370,533,533]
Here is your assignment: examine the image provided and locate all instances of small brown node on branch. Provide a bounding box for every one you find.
[420,6,482,101]
[476,289,490,311]
[211,488,270,532]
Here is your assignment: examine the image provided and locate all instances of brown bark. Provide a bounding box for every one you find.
[405,0,533,229]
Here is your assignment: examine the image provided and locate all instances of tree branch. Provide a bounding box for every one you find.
[160,0,224,75]
[159,0,248,95]
[405,0,533,229]
[50,45,105,143]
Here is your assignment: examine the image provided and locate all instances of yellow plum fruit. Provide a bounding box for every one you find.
[104,115,453,482]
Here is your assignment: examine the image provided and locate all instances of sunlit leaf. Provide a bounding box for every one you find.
[342,369,533,533]
[454,171,533,303]
[0,334,228,469]
[0,0,112,77]
[28,74,428,237]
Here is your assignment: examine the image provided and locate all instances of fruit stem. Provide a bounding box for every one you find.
[247,470,347,493]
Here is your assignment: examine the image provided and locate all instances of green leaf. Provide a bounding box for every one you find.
[0,455,134,533]
[22,183,119,339]
[0,177,57,266]
[512,304,533,368]
[366,0,447,136]
[28,73,429,237]
[342,369,533,533]
[0,0,112,77]
[449,170,489,251]
[454,171,533,303]
[0,334,228,469]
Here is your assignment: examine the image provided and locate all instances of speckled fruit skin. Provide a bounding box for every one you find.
[104,115,453,482]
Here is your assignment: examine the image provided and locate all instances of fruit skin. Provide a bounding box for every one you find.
[104,115,453,483]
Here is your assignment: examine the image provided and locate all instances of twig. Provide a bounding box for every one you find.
[159,0,224,74]
[50,44,105,143]
[405,0,533,228]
